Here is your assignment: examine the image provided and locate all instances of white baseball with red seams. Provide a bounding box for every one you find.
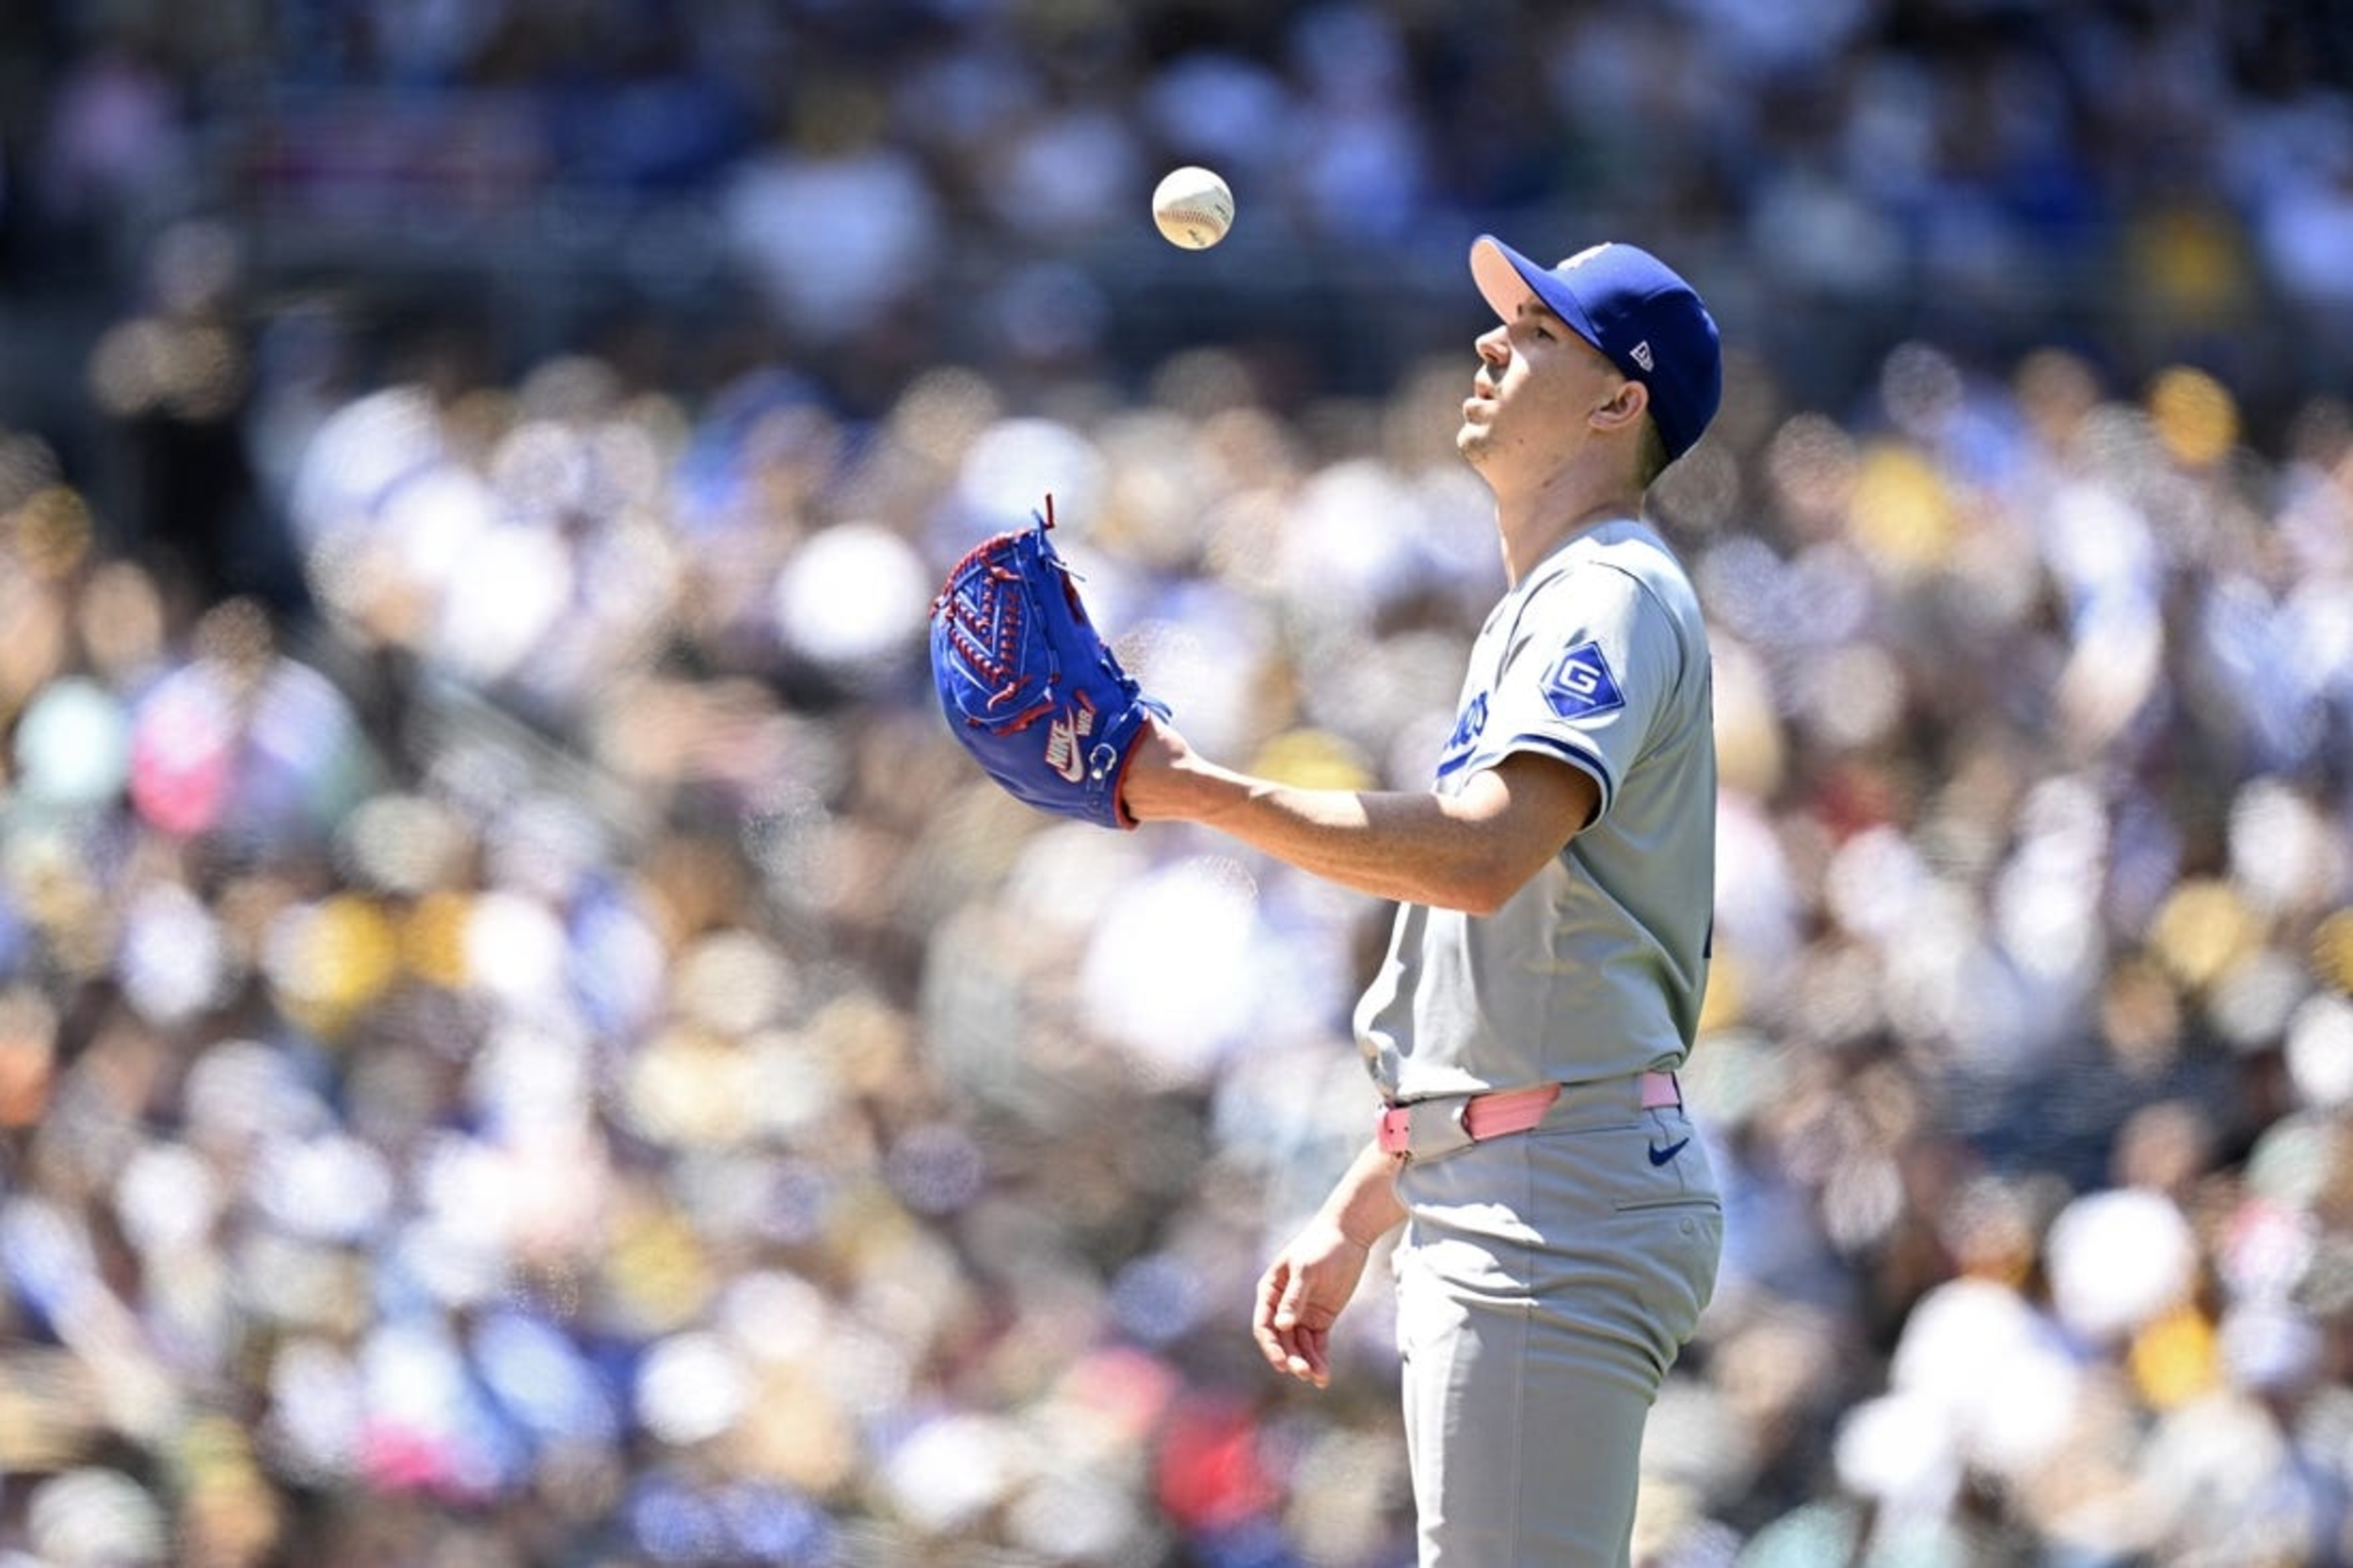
[1152,166,1234,248]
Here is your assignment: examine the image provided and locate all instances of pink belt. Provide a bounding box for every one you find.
[1377,1070,1682,1161]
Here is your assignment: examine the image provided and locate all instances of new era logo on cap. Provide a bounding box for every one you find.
[1469,235,1722,464]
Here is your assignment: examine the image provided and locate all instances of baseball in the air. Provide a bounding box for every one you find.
[1153,166,1234,249]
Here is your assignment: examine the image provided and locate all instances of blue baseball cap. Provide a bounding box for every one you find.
[1469,235,1722,464]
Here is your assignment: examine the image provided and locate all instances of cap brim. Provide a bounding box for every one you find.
[1469,234,1606,359]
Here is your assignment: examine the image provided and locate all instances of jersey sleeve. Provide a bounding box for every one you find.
[1466,565,1681,823]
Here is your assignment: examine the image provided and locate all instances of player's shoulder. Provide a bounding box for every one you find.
[1578,518,1686,573]
[1533,520,1694,610]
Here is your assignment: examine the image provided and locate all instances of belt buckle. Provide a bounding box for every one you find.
[1377,1097,1477,1163]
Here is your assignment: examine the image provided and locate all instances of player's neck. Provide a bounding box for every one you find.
[1495,485,1643,585]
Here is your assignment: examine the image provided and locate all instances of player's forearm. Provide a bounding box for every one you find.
[1319,1140,1408,1246]
[1128,751,1520,912]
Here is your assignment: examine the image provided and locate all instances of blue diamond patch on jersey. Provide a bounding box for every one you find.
[1544,641,1625,719]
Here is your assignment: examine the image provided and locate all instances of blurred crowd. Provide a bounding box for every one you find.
[1,2,2352,1566]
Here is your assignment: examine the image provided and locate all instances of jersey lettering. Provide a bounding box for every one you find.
[1436,691,1488,780]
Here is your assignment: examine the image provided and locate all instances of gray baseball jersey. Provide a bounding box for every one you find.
[1356,518,1715,1101]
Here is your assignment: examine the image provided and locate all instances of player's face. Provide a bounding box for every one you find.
[1459,302,1626,475]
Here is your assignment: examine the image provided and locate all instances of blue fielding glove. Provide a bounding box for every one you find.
[929,497,1167,829]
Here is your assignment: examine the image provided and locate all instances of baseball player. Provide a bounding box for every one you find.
[1117,235,1726,1566]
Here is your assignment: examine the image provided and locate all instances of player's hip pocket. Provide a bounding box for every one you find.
[1550,1109,1722,1216]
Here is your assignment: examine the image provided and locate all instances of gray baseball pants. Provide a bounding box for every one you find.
[1390,1077,1722,1567]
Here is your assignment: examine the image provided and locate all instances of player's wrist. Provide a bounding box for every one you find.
[1118,719,1237,826]
[1115,718,1182,823]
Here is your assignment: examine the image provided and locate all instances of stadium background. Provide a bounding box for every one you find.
[1,2,2350,1563]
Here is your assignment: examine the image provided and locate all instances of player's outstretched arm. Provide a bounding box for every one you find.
[1253,1141,1406,1388]
[1120,716,1596,915]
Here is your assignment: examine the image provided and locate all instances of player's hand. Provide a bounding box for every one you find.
[1252,1220,1372,1389]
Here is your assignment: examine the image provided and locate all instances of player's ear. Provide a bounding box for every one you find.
[1593,378,1649,438]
